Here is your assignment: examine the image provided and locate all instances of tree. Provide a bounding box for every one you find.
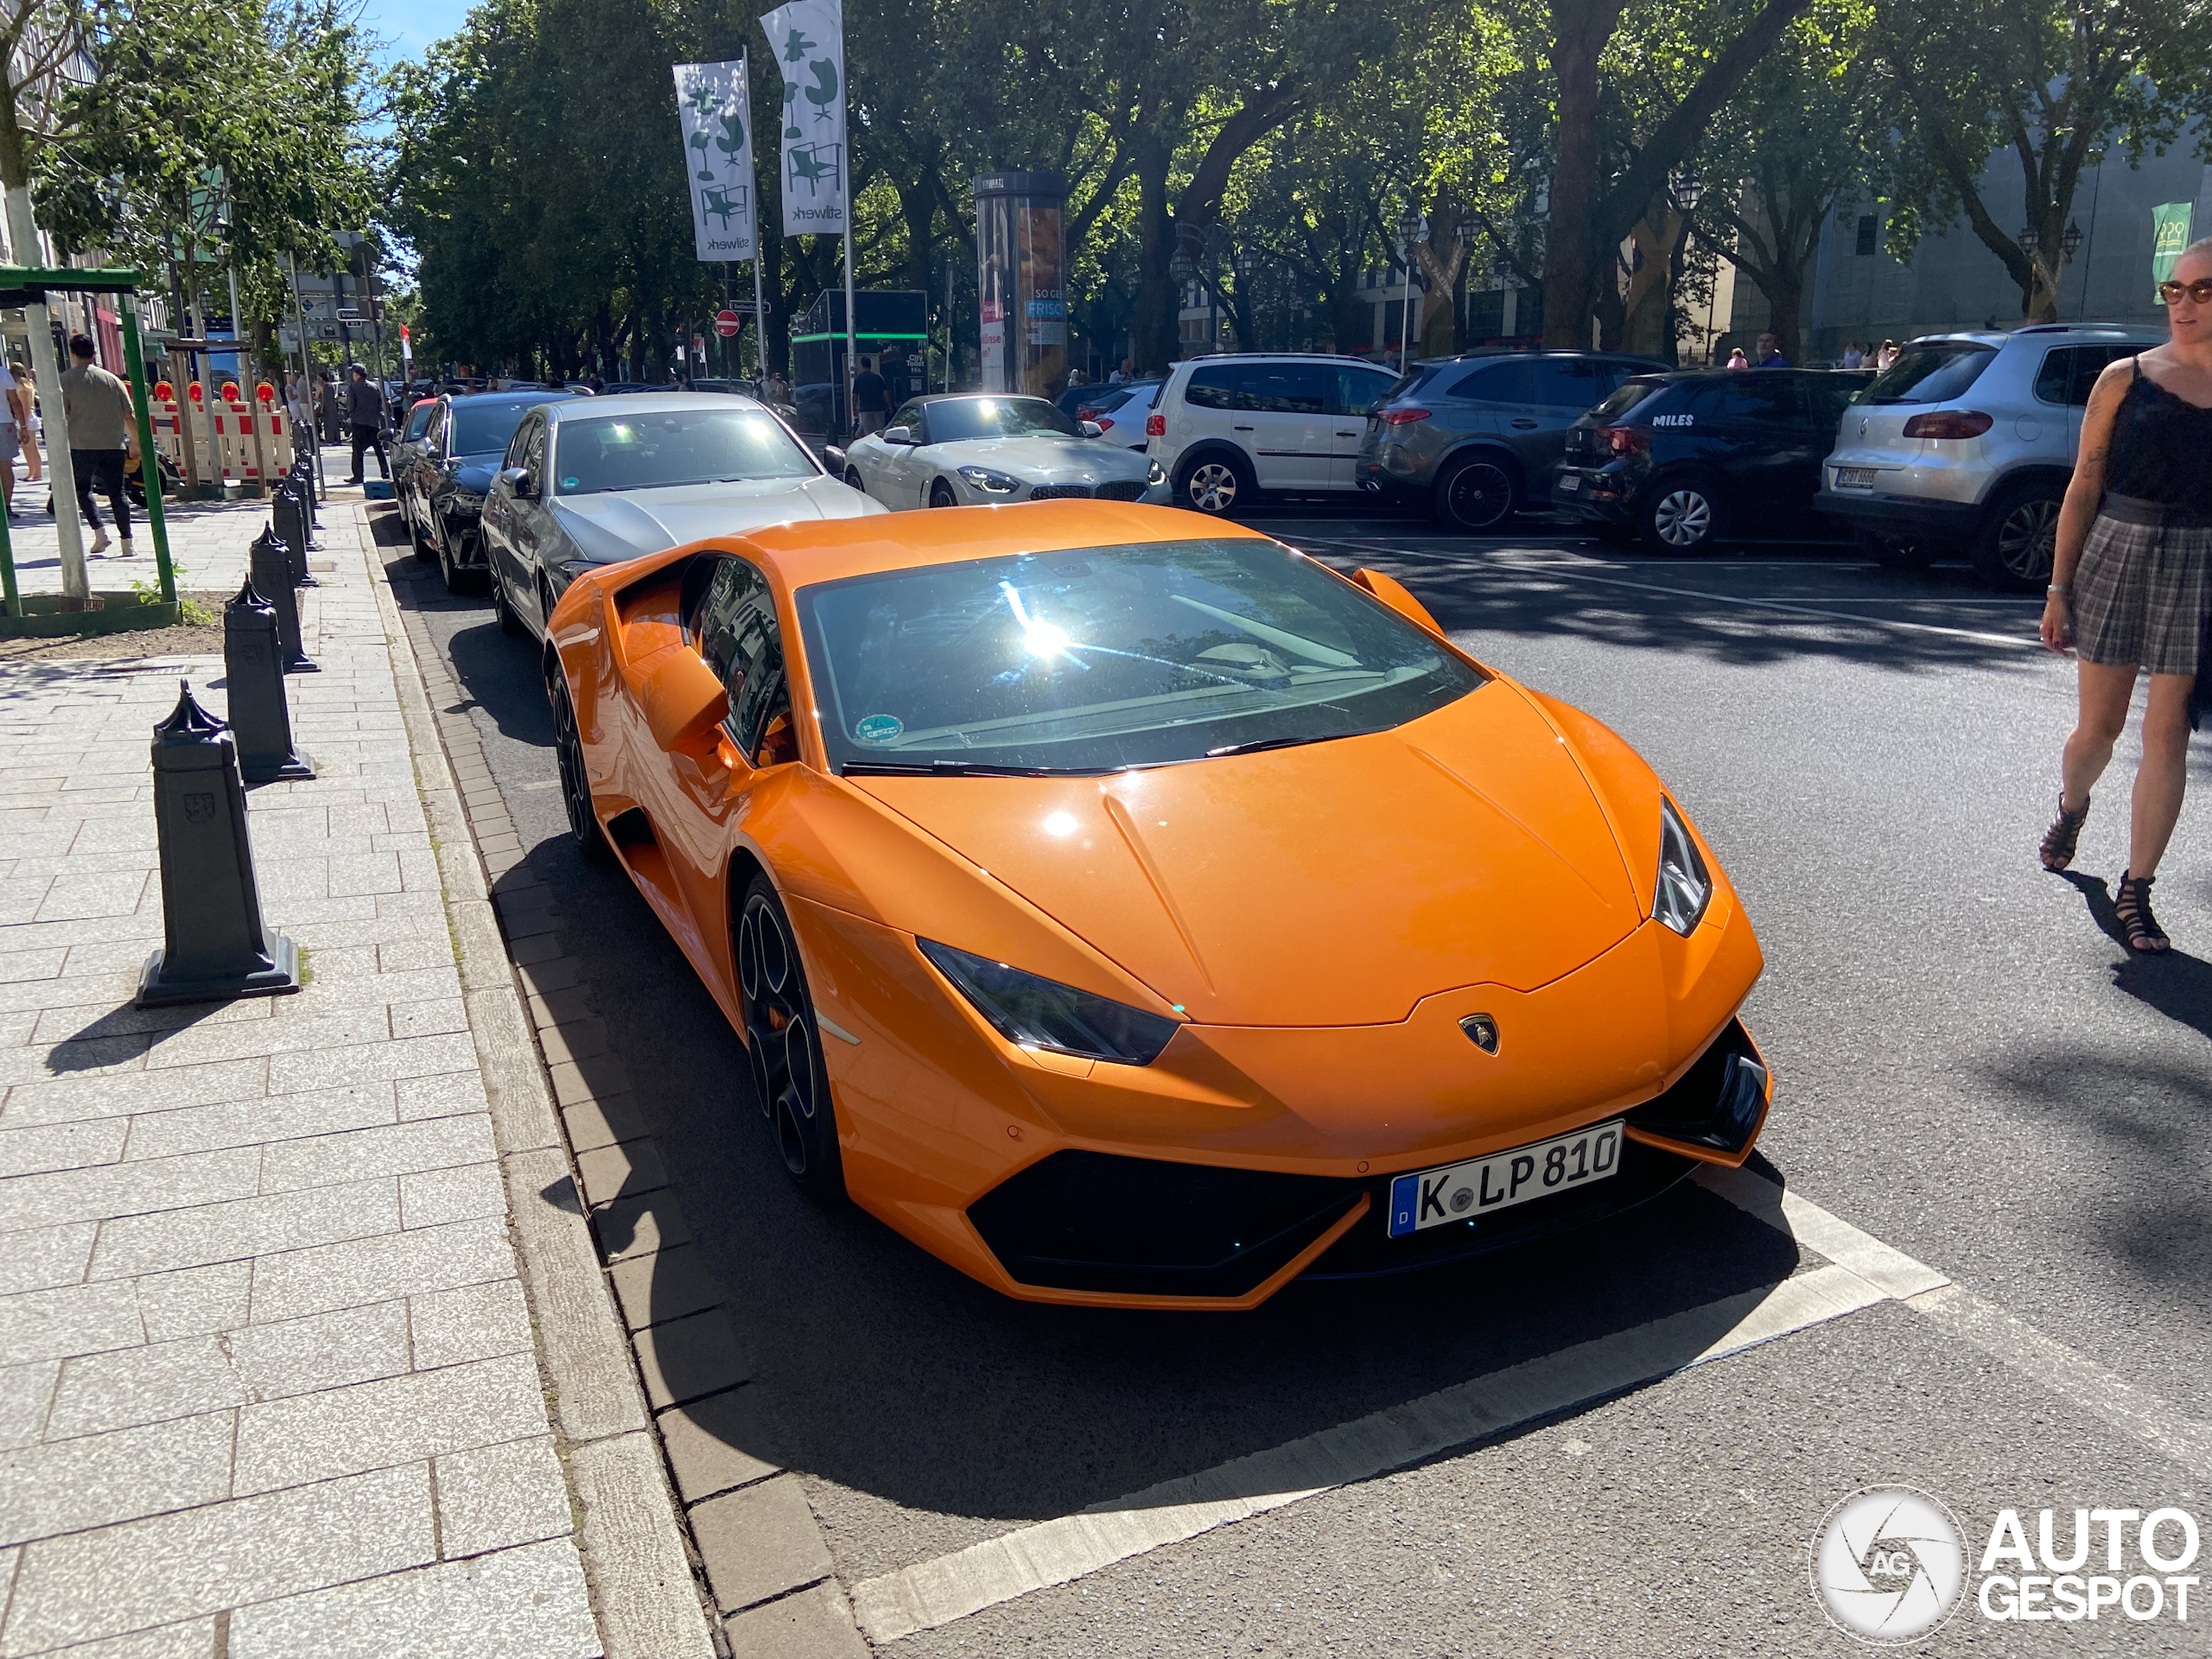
[1878,0,2212,321]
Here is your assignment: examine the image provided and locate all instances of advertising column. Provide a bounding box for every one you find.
[973,172,1066,397]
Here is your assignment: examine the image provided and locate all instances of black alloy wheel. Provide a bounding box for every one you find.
[1974,485,2063,590]
[929,479,957,507]
[547,669,610,863]
[1178,454,1247,515]
[1433,454,1517,533]
[735,874,843,1199]
[490,562,522,635]
[843,466,866,492]
[408,495,435,559]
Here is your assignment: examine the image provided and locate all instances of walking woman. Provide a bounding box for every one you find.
[2037,238,2212,950]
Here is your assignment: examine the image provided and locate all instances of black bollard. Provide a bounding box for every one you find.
[137,682,302,1007]
[249,526,316,674]
[273,485,315,586]
[222,575,314,782]
[293,457,322,542]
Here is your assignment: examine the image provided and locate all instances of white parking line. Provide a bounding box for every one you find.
[850,1262,1887,1645]
[851,1165,2212,1644]
[1289,535,2045,650]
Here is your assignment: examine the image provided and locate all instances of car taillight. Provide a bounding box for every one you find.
[1598,425,1649,456]
[1145,412,1165,437]
[1093,416,1115,431]
[1901,410,1993,439]
[1377,407,1430,426]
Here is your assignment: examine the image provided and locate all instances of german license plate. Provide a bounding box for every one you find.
[1387,1121,1623,1236]
[1835,467,1878,489]
[1558,473,1581,493]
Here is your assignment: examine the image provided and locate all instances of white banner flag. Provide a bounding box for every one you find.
[673,57,758,262]
[759,0,846,236]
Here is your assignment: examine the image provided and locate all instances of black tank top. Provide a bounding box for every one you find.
[2106,357,2212,507]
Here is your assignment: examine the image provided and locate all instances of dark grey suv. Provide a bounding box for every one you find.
[1357,351,1667,531]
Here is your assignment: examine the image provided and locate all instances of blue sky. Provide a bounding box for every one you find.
[358,0,448,66]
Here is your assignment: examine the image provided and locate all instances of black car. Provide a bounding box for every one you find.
[397,390,570,590]
[1551,369,1872,551]
[1357,350,1667,531]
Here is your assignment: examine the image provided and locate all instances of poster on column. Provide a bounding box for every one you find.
[673,58,759,261]
[758,0,846,236]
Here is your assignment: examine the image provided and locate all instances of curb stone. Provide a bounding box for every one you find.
[364,508,866,1656]
[359,506,721,1659]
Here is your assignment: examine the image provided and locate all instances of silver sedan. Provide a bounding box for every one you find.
[838,393,1171,510]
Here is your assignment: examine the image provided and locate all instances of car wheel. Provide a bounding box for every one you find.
[843,467,866,493]
[1641,480,1723,553]
[407,499,435,559]
[929,479,957,508]
[546,667,610,864]
[1177,454,1249,515]
[1433,454,1517,532]
[490,562,521,635]
[1973,483,2063,590]
[1853,527,1937,570]
[735,874,844,1200]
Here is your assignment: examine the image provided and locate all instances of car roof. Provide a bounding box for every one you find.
[544,391,766,418]
[1173,353,1385,367]
[442,388,569,405]
[727,500,1268,590]
[903,391,1054,405]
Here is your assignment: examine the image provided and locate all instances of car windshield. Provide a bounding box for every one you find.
[450,399,550,454]
[553,409,816,495]
[925,397,1079,442]
[1860,343,1997,405]
[1590,378,1665,422]
[798,537,1486,775]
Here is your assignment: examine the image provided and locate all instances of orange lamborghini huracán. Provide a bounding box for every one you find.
[543,501,1770,1309]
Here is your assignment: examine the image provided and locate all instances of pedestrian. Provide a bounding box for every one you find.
[0,353,30,520]
[1756,332,1790,367]
[1726,347,1750,370]
[850,354,889,435]
[1840,341,1866,370]
[766,368,789,404]
[315,370,338,442]
[1109,357,1133,385]
[339,364,389,485]
[59,334,136,556]
[2037,238,2212,952]
[1877,339,1900,372]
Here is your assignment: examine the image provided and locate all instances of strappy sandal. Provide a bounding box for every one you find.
[2115,869,2171,953]
[2039,793,2089,871]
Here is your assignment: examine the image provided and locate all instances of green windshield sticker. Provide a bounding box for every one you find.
[562,476,580,489]
[855,714,903,743]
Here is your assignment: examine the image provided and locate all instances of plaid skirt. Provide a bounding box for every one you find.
[2073,511,2212,677]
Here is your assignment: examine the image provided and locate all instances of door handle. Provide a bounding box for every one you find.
[1336,430,1358,437]
[1511,418,1539,429]
[1233,425,1255,432]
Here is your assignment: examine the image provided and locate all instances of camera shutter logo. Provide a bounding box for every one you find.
[1811,1486,1967,1643]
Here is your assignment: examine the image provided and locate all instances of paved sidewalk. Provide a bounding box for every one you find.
[0,499,660,1655]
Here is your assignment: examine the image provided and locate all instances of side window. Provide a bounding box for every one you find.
[727,590,791,761]
[1184,365,1237,410]
[2072,346,2132,406]
[404,404,434,441]
[503,415,536,472]
[1719,378,1807,423]
[1234,362,1326,414]
[424,404,447,452]
[2033,348,2076,406]
[1535,358,1605,410]
[695,557,769,694]
[1804,378,1858,429]
[1332,366,1395,416]
[888,400,923,434]
[1446,359,1536,404]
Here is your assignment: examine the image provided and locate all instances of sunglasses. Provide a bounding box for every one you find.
[2158,278,2212,304]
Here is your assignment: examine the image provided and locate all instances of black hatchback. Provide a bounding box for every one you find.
[1552,369,1872,550]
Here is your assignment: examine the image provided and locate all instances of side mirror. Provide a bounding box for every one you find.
[497,465,537,500]
[822,444,848,472]
[881,425,916,446]
[1080,420,1103,438]
[1351,567,1443,634]
[639,649,728,755]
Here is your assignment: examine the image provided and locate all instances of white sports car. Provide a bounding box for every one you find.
[839,393,1172,510]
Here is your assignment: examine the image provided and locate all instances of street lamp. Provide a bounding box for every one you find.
[2018,224,2042,256]
[1395,204,1425,373]
[2062,219,2085,263]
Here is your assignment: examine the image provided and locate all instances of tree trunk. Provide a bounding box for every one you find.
[1130,132,1178,374]
[1541,0,1623,346]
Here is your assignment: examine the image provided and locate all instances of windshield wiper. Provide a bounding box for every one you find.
[1204,734,1344,758]
[841,760,1112,778]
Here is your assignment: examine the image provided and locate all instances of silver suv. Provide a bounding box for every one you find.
[1816,323,2162,588]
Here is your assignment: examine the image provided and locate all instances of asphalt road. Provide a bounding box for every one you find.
[375,503,2212,1657]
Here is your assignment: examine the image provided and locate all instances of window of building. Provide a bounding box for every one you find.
[1855,214,1878,257]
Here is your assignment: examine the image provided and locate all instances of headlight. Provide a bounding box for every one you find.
[1654,797,1712,936]
[1146,460,1166,486]
[918,939,1179,1065]
[957,465,1020,494]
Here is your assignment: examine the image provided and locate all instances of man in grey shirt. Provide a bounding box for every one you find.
[342,363,387,484]
[60,334,135,555]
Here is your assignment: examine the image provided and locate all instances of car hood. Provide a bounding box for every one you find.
[923,435,1152,483]
[549,476,886,564]
[847,683,1643,1026]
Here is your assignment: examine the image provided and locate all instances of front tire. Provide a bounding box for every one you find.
[1176,453,1249,515]
[491,562,522,635]
[736,874,843,1200]
[1973,483,2062,590]
[1641,479,1724,553]
[843,466,867,493]
[408,498,435,559]
[548,669,610,864]
[929,479,957,508]
[1432,454,1517,532]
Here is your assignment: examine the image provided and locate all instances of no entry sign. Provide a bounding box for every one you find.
[714,309,742,338]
